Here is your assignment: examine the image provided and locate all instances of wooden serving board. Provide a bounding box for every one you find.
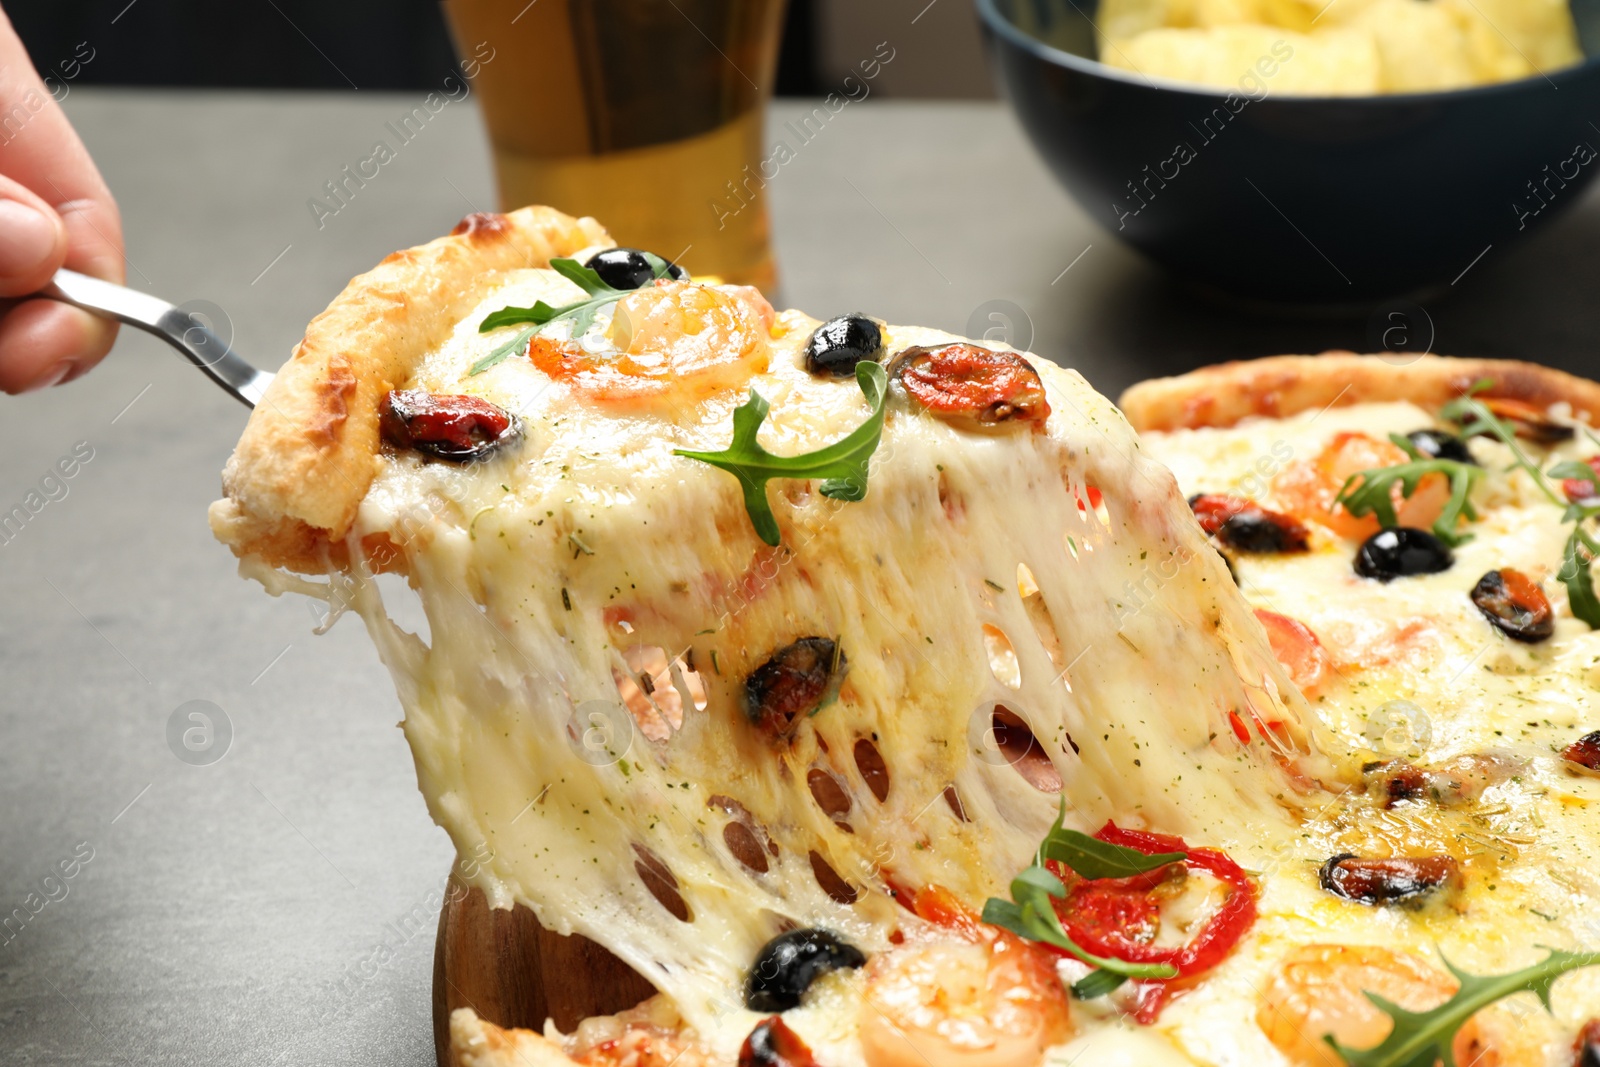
[432,873,658,1067]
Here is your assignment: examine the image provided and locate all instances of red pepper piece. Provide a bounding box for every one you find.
[1043,821,1258,1007]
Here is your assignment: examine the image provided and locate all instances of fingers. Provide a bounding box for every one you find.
[0,13,123,281]
[0,9,125,393]
[0,298,116,393]
[0,174,66,296]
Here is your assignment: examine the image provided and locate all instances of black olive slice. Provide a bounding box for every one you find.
[1353,527,1453,581]
[1406,429,1477,465]
[745,929,865,1012]
[584,247,687,290]
[804,314,884,378]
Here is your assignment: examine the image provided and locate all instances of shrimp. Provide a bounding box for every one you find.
[1274,433,1450,540]
[1254,609,1332,696]
[528,281,772,405]
[859,935,1072,1067]
[1257,944,1494,1067]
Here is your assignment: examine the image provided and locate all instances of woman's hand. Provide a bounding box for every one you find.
[0,7,124,394]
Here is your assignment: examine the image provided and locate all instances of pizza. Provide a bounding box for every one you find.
[211,208,1600,1067]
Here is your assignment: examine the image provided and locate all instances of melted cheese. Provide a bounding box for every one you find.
[235,264,1600,1065]
[236,267,1335,1061]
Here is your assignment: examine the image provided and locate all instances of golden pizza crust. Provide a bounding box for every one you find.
[451,1009,577,1067]
[208,206,611,572]
[1118,353,1600,432]
[450,1006,713,1067]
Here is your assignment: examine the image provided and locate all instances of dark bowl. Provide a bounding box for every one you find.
[977,0,1600,301]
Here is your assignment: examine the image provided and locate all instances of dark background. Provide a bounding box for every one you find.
[4,0,827,94]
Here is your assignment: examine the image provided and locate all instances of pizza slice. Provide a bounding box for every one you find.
[212,210,1600,1067]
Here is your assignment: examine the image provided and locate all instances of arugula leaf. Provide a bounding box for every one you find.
[673,361,888,546]
[1559,526,1600,629]
[1550,459,1600,508]
[1440,381,1562,506]
[980,800,1182,988]
[1328,948,1600,1067]
[1330,434,1483,547]
[1069,968,1130,1000]
[1544,463,1600,630]
[469,255,675,376]
[469,324,538,376]
[980,891,1178,982]
[1034,812,1185,879]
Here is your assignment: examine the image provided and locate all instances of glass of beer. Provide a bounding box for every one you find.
[443,0,787,292]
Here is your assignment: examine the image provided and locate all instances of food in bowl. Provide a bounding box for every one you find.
[1098,0,1583,93]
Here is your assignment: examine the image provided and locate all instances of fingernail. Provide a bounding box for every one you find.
[22,361,75,393]
[0,198,59,280]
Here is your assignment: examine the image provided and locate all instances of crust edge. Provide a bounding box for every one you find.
[450,1008,577,1067]
[1118,353,1600,433]
[210,206,611,573]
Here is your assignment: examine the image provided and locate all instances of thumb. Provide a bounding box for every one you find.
[0,173,67,298]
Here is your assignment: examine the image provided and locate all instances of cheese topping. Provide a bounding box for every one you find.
[233,266,1600,1065]
[1141,403,1600,1064]
[237,267,1335,1059]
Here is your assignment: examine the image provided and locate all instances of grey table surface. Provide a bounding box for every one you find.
[2,89,1598,1066]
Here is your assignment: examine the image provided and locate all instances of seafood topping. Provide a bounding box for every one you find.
[1318,853,1462,905]
[379,390,519,461]
[743,638,848,739]
[1470,568,1554,643]
[739,1017,818,1067]
[892,343,1050,429]
[1563,730,1600,772]
[1189,494,1311,553]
